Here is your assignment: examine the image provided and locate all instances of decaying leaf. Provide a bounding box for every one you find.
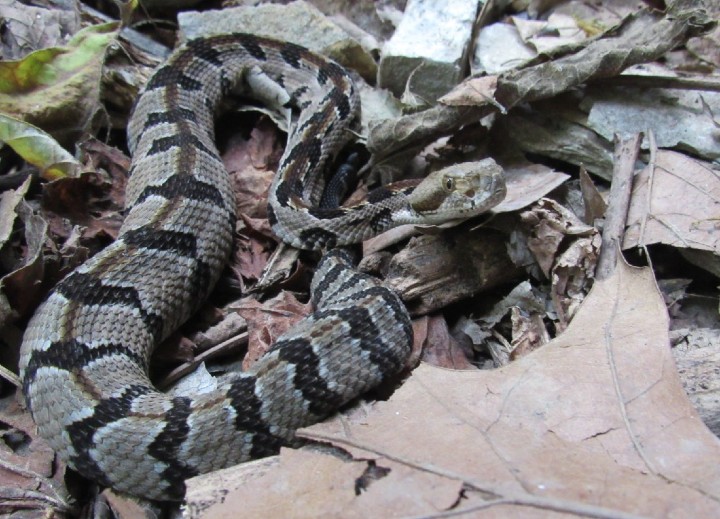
[418,314,475,370]
[0,396,70,515]
[0,22,118,143]
[623,149,720,253]
[493,161,569,213]
[185,260,720,517]
[368,3,715,160]
[438,76,498,107]
[224,117,284,219]
[232,292,312,369]
[520,198,596,277]
[0,115,82,180]
[0,179,48,325]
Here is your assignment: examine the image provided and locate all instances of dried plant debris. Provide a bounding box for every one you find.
[1,0,720,516]
[188,262,720,518]
[624,149,720,253]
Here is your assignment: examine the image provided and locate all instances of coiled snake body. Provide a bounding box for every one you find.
[19,34,505,501]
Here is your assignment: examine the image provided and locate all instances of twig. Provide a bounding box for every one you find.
[0,364,20,388]
[595,134,643,281]
[156,331,248,390]
[593,74,720,93]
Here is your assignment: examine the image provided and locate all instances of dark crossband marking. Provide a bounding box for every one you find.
[227,376,285,458]
[367,187,395,204]
[146,134,215,158]
[186,38,224,66]
[146,66,203,91]
[280,43,303,68]
[134,174,227,209]
[56,272,164,341]
[325,87,352,120]
[296,227,339,249]
[369,207,393,233]
[238,34,268,61]
[124,228,198,257]
[148,396,197,500]
[23,340,145,391]
[276,337,345,416]
[144,109,198,130]
[278,135,322,175]
[67,384,153,489]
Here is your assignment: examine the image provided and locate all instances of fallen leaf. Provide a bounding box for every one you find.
[493,161,570,213]
[0,1,80,59]
[623,149,720,253]
[420,314,475,370]
[520,198,597,277]
[0,115,82,180]
[587,80,720,160]
[232,292,312,369]
[0,396,69,514]
[187,259,720,517]
[438,76,498,107]
[509,307,548,360]
[0,180,48,324]
[0,22,119,144]
[550,233,601,331]
[224,117,284,219]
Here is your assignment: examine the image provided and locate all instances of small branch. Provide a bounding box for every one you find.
[0,364,20,388]
[595,134,643,281]
[156,331,248,390]
[593,74,720,93]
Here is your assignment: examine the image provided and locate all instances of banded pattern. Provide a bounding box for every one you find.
[19,34,505,501]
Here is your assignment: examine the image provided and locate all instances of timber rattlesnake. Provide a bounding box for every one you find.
[19,34,506,501]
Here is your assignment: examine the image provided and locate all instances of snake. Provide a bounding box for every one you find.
[18,34,506,501]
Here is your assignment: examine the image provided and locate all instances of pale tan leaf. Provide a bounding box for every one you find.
[438,76,498,107]
[187,259,720,517]
[623,150,720,253]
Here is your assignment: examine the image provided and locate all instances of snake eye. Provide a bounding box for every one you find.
[444,177,455,191]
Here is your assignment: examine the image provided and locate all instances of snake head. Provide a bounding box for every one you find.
[407,158,506,224]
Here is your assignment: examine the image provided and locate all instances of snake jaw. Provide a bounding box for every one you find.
[407,158,506,223]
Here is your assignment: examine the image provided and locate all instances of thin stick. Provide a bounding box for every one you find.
[595,134,643,281]
[593,74,720,93]
[156,332,248,390]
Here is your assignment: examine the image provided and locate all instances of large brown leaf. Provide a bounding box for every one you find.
[186,259,720,517]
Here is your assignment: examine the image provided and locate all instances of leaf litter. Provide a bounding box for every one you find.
[189,261,720,518]
[0,0,719,517]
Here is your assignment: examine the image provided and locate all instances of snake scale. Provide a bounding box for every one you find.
[18,34,506,501]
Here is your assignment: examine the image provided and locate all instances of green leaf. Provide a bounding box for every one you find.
[0,113,82,180]
[0,22,119,143]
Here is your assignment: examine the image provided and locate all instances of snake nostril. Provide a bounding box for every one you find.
[465,189,475,197]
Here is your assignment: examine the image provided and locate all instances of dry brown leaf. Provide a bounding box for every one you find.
[0,181,48,324]
[420,314,475,370]
[579,168,607,225]
[0,397,69,514]
[550,233,601,331]
[224,117,284,219]
[438,76,498,107]
[493,162,569,213]
[368,3,713,161]
[509,307,548,359]
[232,214,275,285]
[623,150,720,253]
[520,198,597,277]
[186,259,720,517]
[232,292,312,369]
